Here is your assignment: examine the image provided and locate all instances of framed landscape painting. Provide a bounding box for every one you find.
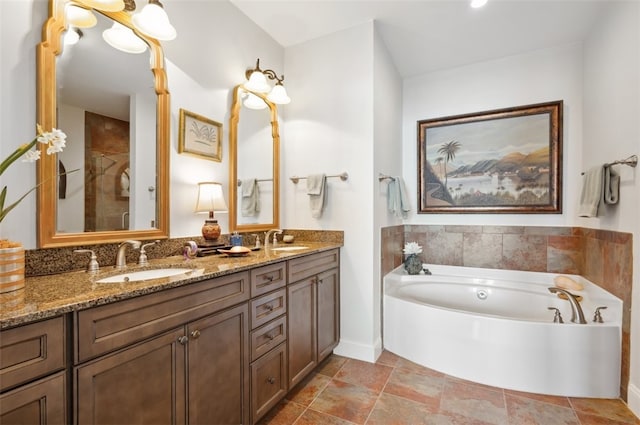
[417,100,563,214]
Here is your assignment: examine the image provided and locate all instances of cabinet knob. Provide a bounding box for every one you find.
[177,336,189,345]
[267,377,276,384]
[264,304,274,312]
[264,275,274,282]
[190,330,201,339]
[267,332,275,340]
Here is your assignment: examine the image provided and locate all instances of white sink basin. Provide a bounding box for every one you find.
[270,246,309,252]
[97,268,196,283]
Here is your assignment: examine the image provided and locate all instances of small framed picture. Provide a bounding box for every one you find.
[178,108,222,161]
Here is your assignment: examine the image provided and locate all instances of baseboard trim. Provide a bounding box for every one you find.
[333,337,383,363]
[628,382,640,419]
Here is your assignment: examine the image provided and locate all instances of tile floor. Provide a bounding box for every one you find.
[259,351,640,425]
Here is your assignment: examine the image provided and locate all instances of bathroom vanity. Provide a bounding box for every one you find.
[0,245,341,425]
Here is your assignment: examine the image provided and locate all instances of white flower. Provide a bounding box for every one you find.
[21,149,41,162]
[403,242,423,255]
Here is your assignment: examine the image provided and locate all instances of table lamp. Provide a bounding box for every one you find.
[195,182,228,246]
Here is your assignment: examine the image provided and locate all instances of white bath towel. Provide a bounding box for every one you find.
[306,174,326,218]
[387,177,411,218]
[603,166,620,205]
[578,166,604,217]
[241,178,260,217]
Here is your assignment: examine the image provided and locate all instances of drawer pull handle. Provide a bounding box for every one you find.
[190,330,201,339]
[178,336,189,345]
[267,332,275,340]
[267,377,276,384]
[264,304,274,312]
[264,275,274,282]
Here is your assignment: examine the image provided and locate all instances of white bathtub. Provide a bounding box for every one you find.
[383,265,622,398]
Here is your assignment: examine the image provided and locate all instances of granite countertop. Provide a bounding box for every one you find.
[0,242,341,329]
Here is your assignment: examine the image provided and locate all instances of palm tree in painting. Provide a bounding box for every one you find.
[437,140,461,190]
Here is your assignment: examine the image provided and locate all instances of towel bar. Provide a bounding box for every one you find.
[290,172,348,184]
[237,178,273,186]
[581,155,638,175]
[378,173,393,182]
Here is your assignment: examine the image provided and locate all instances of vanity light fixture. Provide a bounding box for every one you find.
[194,182,228,246]
[131,0,177,41]
[244,58,291,105]
[102,21,147,54]
[65,4,97,28]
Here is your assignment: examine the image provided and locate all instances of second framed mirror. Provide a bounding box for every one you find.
[228,85,280,233]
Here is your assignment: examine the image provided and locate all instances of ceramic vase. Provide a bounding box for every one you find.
[404,253,422,275]
[0,244,25,293]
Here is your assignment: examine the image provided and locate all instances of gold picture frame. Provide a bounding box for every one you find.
[178,108,222,161]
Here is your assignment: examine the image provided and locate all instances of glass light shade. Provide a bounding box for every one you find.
[243,92,268,110]
[267,84,291,105]
[64,28,80,45]
[132,2,177,41]
[245,71,271,93]
[102,22,147,54]
[65,5,97,28]
[195,182,228,214]
[80,0,125,12]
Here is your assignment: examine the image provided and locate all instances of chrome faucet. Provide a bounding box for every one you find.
[115,240,141,270]
[264,229,283,249]
[548,287,587,324]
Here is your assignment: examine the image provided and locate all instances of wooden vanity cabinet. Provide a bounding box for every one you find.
[0,316,68,424]
[74,272,251,425]
[287,250,340,388]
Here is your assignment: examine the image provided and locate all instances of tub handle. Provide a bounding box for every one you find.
[547,307,564,324]
[593,306,607,323]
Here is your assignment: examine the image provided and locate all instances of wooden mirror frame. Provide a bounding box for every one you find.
[36,0,170,247]
[228,84,280,233]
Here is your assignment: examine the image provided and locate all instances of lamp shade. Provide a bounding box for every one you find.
[64,28,81,45]
[132,1,177,41]
[103,22,147,54]
[65,5,97,28]
[267,84,291,105]
[195,182,228,214]
[79,0,125,12]
[245,71,271,93]
[243,92,268,110]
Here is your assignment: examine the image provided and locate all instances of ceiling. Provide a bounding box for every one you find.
[228,0,610,78]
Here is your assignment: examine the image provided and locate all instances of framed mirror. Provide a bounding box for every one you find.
[228,85,280,233]
[36,0,169,247]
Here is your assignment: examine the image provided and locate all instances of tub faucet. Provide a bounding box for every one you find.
[115,240,141,270]
[548,287,587,324]
[264,229,282,249]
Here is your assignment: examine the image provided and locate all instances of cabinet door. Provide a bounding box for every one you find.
[0,372,66,425]
[317,267,340,362]
[75,328,186,425]
[250,342,287,424]
[287,278,317,388]
[187,303,249,425]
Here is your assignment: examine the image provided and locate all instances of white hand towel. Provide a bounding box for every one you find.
[241,179,260,217]
[603,166,620,205]
[578,166,604,217]
[387,177,411,218]
[306,174,326,218]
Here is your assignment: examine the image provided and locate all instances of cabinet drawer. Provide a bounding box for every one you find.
[250,288,286,330]
[0,316,66,392]
[250,342,287,424]
[250,262,286,297]
[288,249,339,283]
[76,271,250,362]
[250,315,286,362]
[0,371,67,424]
